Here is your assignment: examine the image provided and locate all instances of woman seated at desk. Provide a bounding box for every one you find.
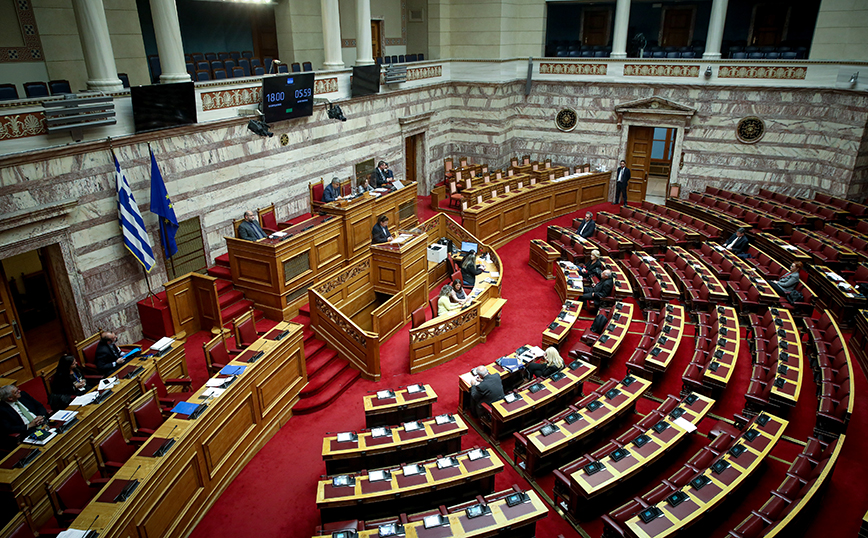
[461,251,485,287]
[49,354,88,410]
[449,279,467,304]
[578,249,604,280]
[437,285,462,317]
[524,347,564,380]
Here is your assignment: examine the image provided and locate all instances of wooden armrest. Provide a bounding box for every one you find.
[165,377,192,386]
[129,436,150,445]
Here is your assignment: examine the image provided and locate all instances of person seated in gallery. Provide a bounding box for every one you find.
[49,354,88,410]
[322,177,343,203]
[723,227,750,256]
[770,262,803,297]
[95,330,129,377]
[460,251,485,288]
[581,269,614,301]
[437,285,462,317]
[575,211,596,238]
[469,365,505,417]
[449,279,467,304]
[578,249,605,280]
[371,215,392,244]
[0,385,48,440]
[238,210,267,241]
[524,346,564,380]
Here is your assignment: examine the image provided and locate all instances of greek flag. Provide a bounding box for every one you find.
[115,153,156,272]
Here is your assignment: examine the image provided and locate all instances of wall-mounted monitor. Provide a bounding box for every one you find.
[351,65,380,98]
[130,82,197,134]
[262,73,315,123]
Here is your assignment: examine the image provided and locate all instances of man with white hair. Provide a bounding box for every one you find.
[581,269,615,301]
[0,385,47,438]
[469,365,505,417]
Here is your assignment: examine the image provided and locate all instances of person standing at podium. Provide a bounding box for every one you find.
[372,215,392,244]
[238,211,267,241]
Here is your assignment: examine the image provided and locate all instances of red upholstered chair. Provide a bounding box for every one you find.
[44,457,110,527]
[203,333,241,375]
[128,389,166,436]
[309,179,325,208]
[76,330,136,376]
[233,308,265,348]
[449,181,464,208]
[3,511,38,538]
[139,359,192,414]
[429,297,439,318]
[91,418,147,477]
[411,307,427,329]
[257,204,280,234]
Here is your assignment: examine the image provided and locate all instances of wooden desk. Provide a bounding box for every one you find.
[313,488,549,538]
[462,171,609,248]
[808,264,867,326]
[529,239,559,280]
[555,261,584,303]
[514,375,650,475]
[754,231,813,267]
[487,359,595,439]
[542,300,582,350]
[0,340,186,527]
[624,414,788,538]
[565,393,714,513]
[765,309,804,407]
[370,232,428,297]
[644,305,686,373]
[592,302,635,363]
[226,214,345,320]
[457,347,539,413]
[67,323,306,538]
[364,385,437,428]
[666,197,750,236]
[602,256,634,299]
[322,415,468,475]
[316,447,503,523]
[702,306,740,392]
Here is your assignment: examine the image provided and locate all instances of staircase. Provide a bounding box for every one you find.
[292,312,361,415]
[209,254,263,326]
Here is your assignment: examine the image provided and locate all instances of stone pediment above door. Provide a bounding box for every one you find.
[614,96,697,130]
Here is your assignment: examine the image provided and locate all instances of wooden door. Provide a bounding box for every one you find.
[405,135,417,184]
[0,265,32,383]
[626,126,653,203]
[372,21,383,59]
[751,5,788,46]
[582,10,610,47]
[661,8,693,48]
[251,8,279,60]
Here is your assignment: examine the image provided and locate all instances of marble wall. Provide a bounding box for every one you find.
[810,0,868,62]
[1,78,867,344]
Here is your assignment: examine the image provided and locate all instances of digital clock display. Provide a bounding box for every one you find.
[261,72,315,123]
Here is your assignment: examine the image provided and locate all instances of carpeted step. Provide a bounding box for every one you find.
[292,314,311,326]
[293,367,360,415]
[302,326,315,342]
[304,338,326,360]
[207,265,232,280]
[215,253,230,267]
[218,289,245,309]
[215,279,234,295]
[221,299,255,324]
[305,348,338,378]
[298,302,310,315]
[300,356,347,398]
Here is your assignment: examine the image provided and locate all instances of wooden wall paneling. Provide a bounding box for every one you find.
[139,454,205,538]
[309,289,380,381]
[255,344,305,423]
[372,293,406,342]
[202,394,259,479]
[409,304,482,373]
[191,273,221,331]
[164,273,198,335]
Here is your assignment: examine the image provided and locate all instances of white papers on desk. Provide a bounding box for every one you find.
[392,180,405,190]
[49,410,77,423]
[489,271,500,278]
[377,390,393,400]
[642,255,656,262]
[392,234,413,244]
[206,378,228,388]
[673,416,697,433]
[337,432,355,442]
[559,261,578,270]
[70,392,99,406]
[98,377,118,391]
[713,244,724,251]
[57,530,95,538]
[202,387,225,399]
[269,231,288,239]
[828,272,844,281]
[23,430,57,445]
[576,236,588,243]
[782,245,797,251]
[562,314,577,324]
[150,336,174,352]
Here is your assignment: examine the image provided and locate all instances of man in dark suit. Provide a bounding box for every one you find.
[0,385,47,437]
[95,330,127,377]
[373,161,393,188]
[322,177,342,203]
[372,215,392,244]
[238,211,267,241]
[576,211,596,238]
[581,269,614,301]
[614,160,631,205]
[470,366,505,417]
[723,227,750,256]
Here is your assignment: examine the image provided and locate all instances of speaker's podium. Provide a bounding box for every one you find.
[370,232,428,295]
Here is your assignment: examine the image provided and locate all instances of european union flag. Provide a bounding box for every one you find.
[149,148,179,258]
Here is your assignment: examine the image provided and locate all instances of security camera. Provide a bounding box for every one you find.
[247,119,273,137]
[327,104,347,122]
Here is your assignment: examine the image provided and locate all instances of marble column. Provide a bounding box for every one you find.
[356,0,374,65]
[703,0,730,59]
[321,0,345,69]
[610,0,631,59]
[71,0,123,92]
[149,0,190,83]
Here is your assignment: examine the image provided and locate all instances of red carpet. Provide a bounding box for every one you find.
[186,200,868,538]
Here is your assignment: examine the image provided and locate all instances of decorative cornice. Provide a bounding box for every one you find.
[539,62,607,76]
[623,64,700,77]
[0,199,77,233]
[718,65,807,79]
[0,0,43,64]
[0,111,45,140]
[407,65,442,81]
[398,111,435,127]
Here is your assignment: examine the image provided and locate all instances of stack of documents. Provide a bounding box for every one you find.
[49,410,78,425]
[98,377,118,391]
[150,337,174,353]
[70,392,100,406]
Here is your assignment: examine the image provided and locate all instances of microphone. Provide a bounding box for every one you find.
[82,515,99,538]
[272,59,282,64]
[115,465,142,502]
[156,425,177,457]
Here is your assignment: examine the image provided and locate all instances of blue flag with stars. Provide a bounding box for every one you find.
[149,148,179,258]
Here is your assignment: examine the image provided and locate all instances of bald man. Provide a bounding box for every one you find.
[469,366,505,417]
[581,269,614,301]
[95,330,127,377]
